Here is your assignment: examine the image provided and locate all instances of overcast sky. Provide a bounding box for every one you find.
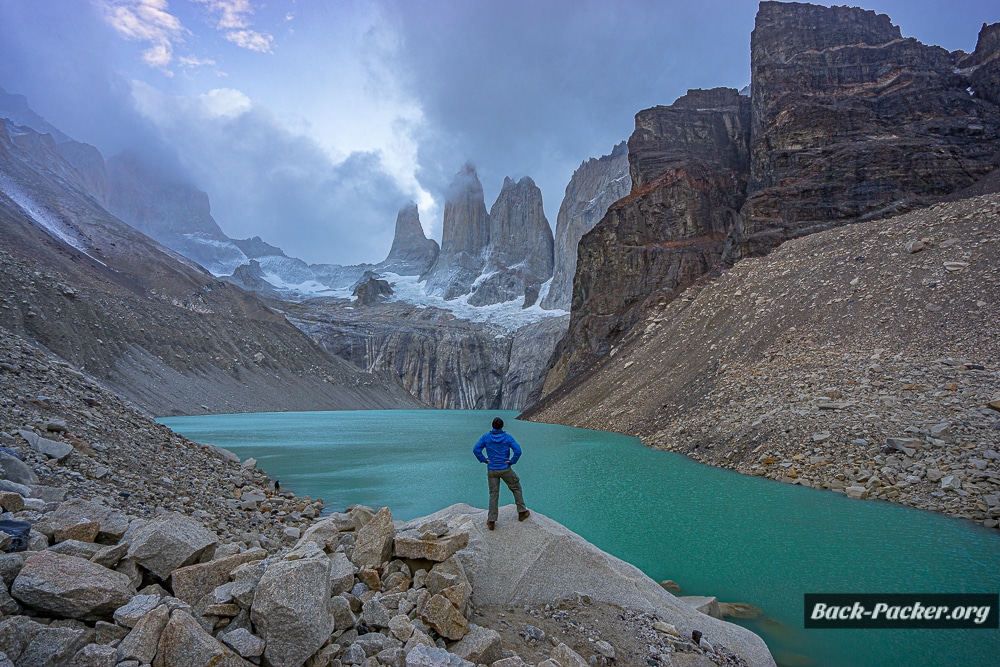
[1,1,998,265]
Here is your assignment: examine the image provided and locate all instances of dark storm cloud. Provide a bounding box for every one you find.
[388,0,758,219]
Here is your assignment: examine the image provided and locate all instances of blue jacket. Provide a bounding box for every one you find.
[473,429,522,470]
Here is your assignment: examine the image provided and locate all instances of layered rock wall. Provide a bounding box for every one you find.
[732,1,1000,258]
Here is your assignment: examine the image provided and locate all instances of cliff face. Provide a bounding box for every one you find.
[540,142,631,311]
[287,298,567,411]
[730,2,1000,258]
[468,176,553,307]
[378,202,439,276]
[544,89,750,390]
[421,163,491,299]
[970,22,1000,107]
[540,4,1000,396]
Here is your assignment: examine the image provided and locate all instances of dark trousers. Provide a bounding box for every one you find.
[487,466,526,522]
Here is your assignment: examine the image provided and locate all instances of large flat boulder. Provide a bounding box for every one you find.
[10,551,135,621]
[406,504,775,667]
[251,546,334,667]
[126,513,218,579]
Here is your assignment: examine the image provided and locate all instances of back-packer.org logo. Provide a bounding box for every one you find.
[804,594,999,629]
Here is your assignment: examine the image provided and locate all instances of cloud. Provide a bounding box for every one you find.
[199,88,251,118]
[192,0,274,53]
[97,0,185,71]
[223,29,273,53]
[177,54,217,68]
[129,81,409,264]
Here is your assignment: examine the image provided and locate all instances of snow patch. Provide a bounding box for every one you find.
[383,273,567,331]
[0,174,107,266]
[262,270,339,295]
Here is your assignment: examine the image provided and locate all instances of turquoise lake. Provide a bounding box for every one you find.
[159,409,1000,667]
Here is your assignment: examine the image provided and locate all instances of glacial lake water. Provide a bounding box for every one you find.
[159,410,1000,667]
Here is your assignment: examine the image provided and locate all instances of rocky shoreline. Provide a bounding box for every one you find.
[0,327,770,666]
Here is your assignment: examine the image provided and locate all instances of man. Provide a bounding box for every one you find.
[473,416,530,530]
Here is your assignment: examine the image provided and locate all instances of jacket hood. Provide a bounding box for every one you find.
[489,429,506,441]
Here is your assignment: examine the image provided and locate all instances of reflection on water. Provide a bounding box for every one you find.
[160,410,1000,667]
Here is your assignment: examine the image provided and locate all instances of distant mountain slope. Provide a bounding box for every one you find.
[0,118,421,415]
[524,193,1000,526]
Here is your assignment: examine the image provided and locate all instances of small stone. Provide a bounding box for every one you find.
[941,475,962,491]
[420,594,468,640]
[363,599,392,629]
[114,594,162,628]
[151,608,244,667]
[53,520,100,545]
[342,643,367,665]
[552,643,588,667]
[90,543,129,569]
[595,640,615,660]
[393,532,469,563]
[450,626,502,665]
[388,614,413,641]
[220,628,265,659]
[0,493,24,514]
[47,539,103,560]
[73,642,117,667]
[358,568,381,591]
[116,603,170,664]
[352,507,395,570]
[17,430,73,461]
[404,644,473,667]
[170,548,265,605]
[127,513,218,579]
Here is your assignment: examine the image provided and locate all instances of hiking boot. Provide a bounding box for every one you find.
[518,510,530,522]
[487,520,495,530]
